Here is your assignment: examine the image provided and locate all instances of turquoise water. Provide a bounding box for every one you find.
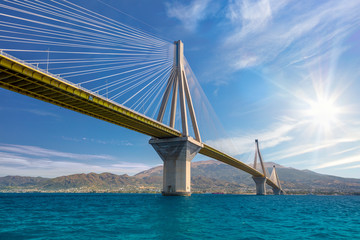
[0,194,359,239]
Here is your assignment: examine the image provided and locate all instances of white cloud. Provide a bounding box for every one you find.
[23,109,59,118]
[341,164,360,170]
[331,146,360,156]
[61,136,133,146]
[313,154,360,170]
[166,0,212,31]
[267,141,338,162]
[205,120,296,156]
[265,119,360,161]
[205,113,360,174]
[0,144,152,177]
[0,153,30,166]
[222,0,360,70]
[0,159,151,178]
[226,0,274,36]
[233,55,258,69]
[0,143,113,161]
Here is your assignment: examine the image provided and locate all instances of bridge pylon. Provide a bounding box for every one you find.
[270,165,284,195]
[252,139,267,195]
[156,40,201,142]
[150,40,202,196]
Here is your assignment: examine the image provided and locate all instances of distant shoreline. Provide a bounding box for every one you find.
[1,161,360,195]
[1,191,359,196]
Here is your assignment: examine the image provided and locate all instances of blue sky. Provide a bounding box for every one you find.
[1,0,360,179]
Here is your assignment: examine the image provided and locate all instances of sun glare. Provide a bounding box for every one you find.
[306,98,339,126]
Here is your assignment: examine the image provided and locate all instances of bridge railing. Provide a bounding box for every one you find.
[0,50,114,103]
[0,50,74,86]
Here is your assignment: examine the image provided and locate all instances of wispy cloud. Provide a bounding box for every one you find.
[0,157,151,177]
[267,141,339,162]
[206,113,360,174]
[23,109,59,118]
[265,121,360,161]
[341,164,360,170]
[0,144,152,177]
[313,154,360,170]
[0,143,113,161]
[331,146,360,156]
[0,107,59,118]
[61,136,133,146]
[226,0,281,36]
[222,0,360,70]
[206,120,297,156]
[165,0,213,31]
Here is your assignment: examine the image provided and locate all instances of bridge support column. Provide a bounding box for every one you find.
[149,137,202,196]
[272,187,281,195]
[252,177,266,195]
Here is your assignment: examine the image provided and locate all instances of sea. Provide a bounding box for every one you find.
[0,193,359,240]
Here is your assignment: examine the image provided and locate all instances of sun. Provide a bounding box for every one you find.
[306,97,339,126]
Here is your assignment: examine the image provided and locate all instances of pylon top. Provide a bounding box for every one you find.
[174,40,184,68]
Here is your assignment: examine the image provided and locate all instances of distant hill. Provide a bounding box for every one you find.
[41,172,146,191]
[0,176,49,187]
[1,160,360,194]
[134,160,360,194]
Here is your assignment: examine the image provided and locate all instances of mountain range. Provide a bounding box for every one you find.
[1,160,359,194]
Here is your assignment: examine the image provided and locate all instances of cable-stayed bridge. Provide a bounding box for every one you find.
[0,0,284,196]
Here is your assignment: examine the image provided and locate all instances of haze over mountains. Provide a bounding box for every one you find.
[1,161,359,194]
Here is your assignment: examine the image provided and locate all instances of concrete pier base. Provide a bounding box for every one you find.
[272,187,281,195]
[149,137,202,196]
[252,177,267,195]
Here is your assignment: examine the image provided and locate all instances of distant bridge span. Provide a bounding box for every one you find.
[0,50,281,194]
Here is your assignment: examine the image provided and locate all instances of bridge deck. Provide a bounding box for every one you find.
[0,53,181,139]
[0,52,280,190]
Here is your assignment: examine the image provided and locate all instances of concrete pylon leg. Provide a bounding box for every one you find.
[149,137,202,196]
[252,177,267,195]
[272,187,281,195]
